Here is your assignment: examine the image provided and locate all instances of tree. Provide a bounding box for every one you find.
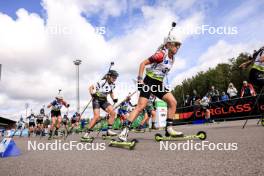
[172,52,260,107]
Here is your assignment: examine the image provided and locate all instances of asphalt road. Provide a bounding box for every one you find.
[0,119,264,176]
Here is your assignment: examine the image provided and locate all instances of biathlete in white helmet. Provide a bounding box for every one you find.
[118,28,183,142]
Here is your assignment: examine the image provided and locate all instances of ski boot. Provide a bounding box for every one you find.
[155,126,206,142]
[80,130,94,143]
[102,129,117,140]
[135,125,146,133]
[165,126,184,137]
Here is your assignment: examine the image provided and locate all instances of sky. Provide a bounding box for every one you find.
[0,0,263,120]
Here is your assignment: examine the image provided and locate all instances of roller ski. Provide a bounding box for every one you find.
[109,139,138,150]
[80,134,95,143]
[154,127,207,142]
[109,127,138,150]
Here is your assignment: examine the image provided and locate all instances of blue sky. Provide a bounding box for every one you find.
[0,0,263,57]
[0,0,263,119]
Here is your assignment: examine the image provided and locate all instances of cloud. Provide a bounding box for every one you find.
[0,0,235,120]
[225,0,264,25]
[0,0,207,120]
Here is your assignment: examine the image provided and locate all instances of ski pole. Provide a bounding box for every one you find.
[114,90,137,110]
[80,98,93,116]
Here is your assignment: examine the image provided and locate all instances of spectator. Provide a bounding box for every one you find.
[184,94,191,106]
[200,95,212,122]
[207,86,220,102]
[220,92,229,101]
[240,81,256,98]
[190,90,201,106]
[227,83,238,99]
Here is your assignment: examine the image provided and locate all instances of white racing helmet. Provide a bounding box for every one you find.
[164,35,182,45]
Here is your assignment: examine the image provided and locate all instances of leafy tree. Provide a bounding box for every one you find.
[172,52,261,107]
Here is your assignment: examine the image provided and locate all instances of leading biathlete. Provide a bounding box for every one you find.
[81,70,119,139]
[118,34,182,142]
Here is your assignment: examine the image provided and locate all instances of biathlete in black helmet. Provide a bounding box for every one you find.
[81,70,119,139]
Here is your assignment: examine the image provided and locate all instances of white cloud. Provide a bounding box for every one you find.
[0,0,213,120]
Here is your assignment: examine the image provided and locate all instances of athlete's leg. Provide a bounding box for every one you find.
[140,112,149,126]
[119,97,148,141]
[82,109,100,138]
[56,116,62,129]
[48,116,56,139]
[162,92,182,136]
[162,93,177,120]
[104,105,117,136]
[128,97,148,122]
[89,109,100,129]
[105,105,116,125]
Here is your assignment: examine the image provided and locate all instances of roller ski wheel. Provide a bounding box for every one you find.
[154,131,207,142]
[109,139,137,150]
[196,131,207,140]
[80,137,94,143]
[155,133,163,142]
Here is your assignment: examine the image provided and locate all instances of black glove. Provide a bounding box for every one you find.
[66,104,70,108]
[113,99,118,103]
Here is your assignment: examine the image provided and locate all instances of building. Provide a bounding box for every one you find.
[0,116,16,130]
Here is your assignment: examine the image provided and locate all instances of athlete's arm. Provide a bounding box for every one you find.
[47,100,56,108]
[62,100,70,108]
[110,92,115,100]
[239,60,253,69]
[110,92,118,103]
[138,59,151,81]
